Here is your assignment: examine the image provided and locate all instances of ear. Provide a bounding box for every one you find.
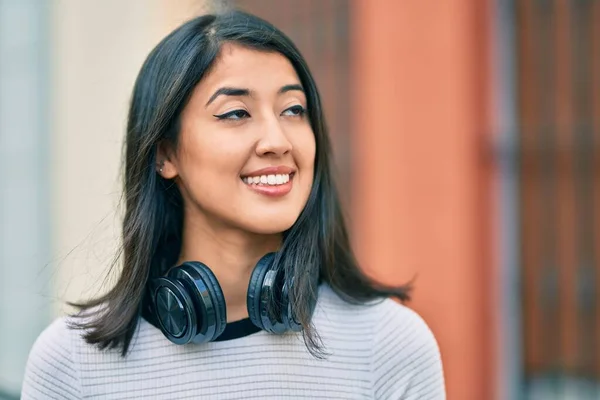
[156,140,178,180]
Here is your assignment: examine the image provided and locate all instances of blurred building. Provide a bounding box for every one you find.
[0,0,598,399]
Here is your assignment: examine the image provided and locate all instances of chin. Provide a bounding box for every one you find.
[239,211,302,235]
[247,220,298,235]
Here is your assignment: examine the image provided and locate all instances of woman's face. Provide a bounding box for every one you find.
[160,43,316,235]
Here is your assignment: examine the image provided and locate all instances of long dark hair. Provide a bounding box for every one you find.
[71,9,411,357]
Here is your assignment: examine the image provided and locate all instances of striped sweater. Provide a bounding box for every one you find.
[21,284,445,399]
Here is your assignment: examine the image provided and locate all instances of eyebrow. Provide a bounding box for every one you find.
[205,87,251,107]
[205,84,305,107]
[278,84,304,94]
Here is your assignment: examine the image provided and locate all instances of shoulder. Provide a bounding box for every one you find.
[371,299,446,399]
[21,317,82,399]
[316,285,446,399]
[316,283,437,335]
[372,296,438,346]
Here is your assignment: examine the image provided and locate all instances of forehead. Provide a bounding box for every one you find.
[198,43,301,94]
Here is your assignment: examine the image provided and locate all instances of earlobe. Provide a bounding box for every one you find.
[156,142,178,179]
[157,160,178,179]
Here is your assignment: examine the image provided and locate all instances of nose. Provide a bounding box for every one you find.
[255,116,293,157]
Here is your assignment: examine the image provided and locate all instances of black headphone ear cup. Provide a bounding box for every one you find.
[247,253,275,329]
[170,262,227,343]
[258,260,288,334]
[151,277,198,345]
[190,263,227,337]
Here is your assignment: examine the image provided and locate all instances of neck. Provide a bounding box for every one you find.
[177,214,282,322]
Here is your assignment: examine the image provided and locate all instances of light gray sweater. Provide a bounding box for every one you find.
[21,284,445,399]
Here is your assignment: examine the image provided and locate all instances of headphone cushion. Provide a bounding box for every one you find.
[183,262,227,340]
[247,253,274,329]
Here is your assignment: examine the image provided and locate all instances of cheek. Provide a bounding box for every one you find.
[297,131,316,176]
[174,132,252,213]
[175,135,249,217]
[177,131,246,179]
[290,129,316,205]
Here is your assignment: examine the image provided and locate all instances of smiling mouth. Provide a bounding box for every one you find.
[241,172,295,186]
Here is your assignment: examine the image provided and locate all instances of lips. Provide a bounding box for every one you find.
[240,165,296,186]
[240,166,296,197]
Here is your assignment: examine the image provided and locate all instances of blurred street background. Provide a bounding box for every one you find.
[0,0,599,399]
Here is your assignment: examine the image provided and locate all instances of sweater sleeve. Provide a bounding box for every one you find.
[21,317,82,400]
[371,300,446,400]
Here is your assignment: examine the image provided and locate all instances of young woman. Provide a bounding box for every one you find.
[22,10,445,399]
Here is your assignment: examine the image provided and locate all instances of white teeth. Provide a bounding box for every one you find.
[243,173,291,186]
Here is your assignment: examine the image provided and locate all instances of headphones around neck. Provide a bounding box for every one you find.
[149,253,304,345]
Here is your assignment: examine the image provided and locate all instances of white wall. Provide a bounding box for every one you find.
[50,0,209,316]
[0,0,210,396]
